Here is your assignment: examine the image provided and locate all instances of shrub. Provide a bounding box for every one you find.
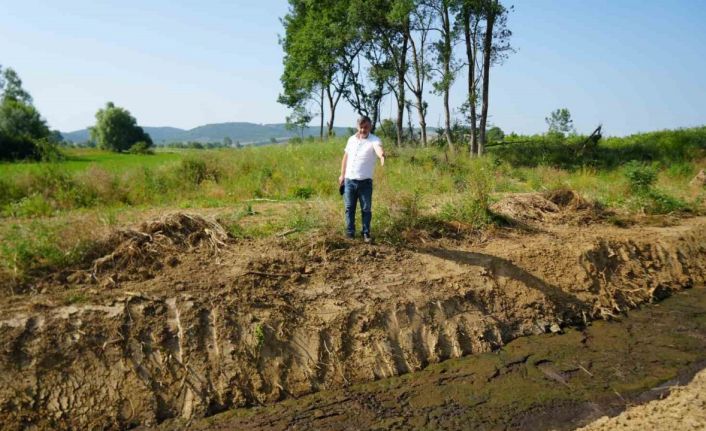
[129,141,154,154]
[624,161,657,192]
[292,186,314,199]
[177,157,221,186]
[2,194,54,218]
[643,190,691,214]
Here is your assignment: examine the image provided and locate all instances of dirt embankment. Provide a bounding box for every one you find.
[577,367,706,431]
[1,195,705,430]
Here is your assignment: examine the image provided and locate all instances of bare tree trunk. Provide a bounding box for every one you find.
[441,3,454,152]
[371,91,381,134]
[415,96,427,147]
[408,39,428,147]
[479,1,497,156]
[406,102,415,143]
[326,86,336,138]
[463,8,479,156]
[395,33,408,147]
[319,85,324,141]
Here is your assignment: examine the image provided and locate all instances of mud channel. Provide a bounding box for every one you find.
[172,285,706,431]
[0,207,705,430]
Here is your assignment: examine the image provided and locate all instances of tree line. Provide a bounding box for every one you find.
[278,0,512,155]
[0,64,155,160]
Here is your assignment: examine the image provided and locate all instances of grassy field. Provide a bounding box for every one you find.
[1,127,705,285]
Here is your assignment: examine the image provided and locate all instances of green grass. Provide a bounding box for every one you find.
[0,127,705,284]
[0,148,183,176]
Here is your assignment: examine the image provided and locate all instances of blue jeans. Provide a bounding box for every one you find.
[343,178,373,237]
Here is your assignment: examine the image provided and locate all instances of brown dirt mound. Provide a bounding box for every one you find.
[491,190,605,226]
[75,213,229,286]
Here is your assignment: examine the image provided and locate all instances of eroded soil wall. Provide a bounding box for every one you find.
[1,219,705,430]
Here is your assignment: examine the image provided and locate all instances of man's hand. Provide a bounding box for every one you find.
[338,175,344,186]
[380,155,385,166]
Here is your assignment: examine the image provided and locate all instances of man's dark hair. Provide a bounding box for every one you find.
[357,115,372,126]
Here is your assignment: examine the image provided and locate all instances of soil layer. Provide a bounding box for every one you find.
[1,211,705,430]
[172,286,706,431]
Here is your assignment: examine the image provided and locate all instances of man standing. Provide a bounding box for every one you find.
[338,116,385,242]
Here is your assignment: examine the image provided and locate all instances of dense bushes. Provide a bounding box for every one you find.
[489,127,706,169]
[0,99,60,161]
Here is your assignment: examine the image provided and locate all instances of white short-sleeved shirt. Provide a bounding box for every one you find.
[344,133,382,180]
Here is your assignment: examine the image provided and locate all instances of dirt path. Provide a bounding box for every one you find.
[1,207,705,429]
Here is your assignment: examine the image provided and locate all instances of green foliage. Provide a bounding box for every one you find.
[3,194,54,218]
[90,102,153,152]
[0,66,33,104]
[0,98,53,160]
[0,221,89,280]
[128,141,154,154]
[0,129,702,224]
[0,66,62,161]
[623,161,692,214]
[490,127,706,170]
[377,118,398,142]
[545,108,575,137]
[623,161,657,192]
[176,157,222,186]
[285,104,313,139]
[292,186,314,199]
[486,126,505,143]
[643,190,690,214]
[440,157,495,227]
[254,323,265,350]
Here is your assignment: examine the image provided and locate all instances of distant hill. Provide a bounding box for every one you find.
[61,122,351,145]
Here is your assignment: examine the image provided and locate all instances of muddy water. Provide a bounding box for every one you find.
[170,286,706,431]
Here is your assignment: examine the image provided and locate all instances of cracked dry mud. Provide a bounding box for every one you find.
[1,207,705,430]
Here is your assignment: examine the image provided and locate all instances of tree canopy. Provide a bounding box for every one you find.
[278,0,513,151]
[89,102,153,152]
[545,108,575,137]
[0,65,56,161]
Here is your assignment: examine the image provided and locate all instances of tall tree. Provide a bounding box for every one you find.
[455,0,483,155]
[285,103,313,139]
[343,40,394,133]
[404,0,435,146]
[477,0,512,155]
[279,0,358,138]
[545,108,575,136]
[1,66,33,104]
[0,66,56,160]
[89,102,153,152]
[430,0,460,151]
[349,0,411,146]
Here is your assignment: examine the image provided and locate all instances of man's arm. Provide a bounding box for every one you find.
[373,142,385,166]
[339,152,348,185]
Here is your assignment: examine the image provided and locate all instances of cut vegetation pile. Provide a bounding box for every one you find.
[490,189,606,226]
[68,213,228,286]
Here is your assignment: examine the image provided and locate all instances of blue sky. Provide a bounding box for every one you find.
[1,0,704,136]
